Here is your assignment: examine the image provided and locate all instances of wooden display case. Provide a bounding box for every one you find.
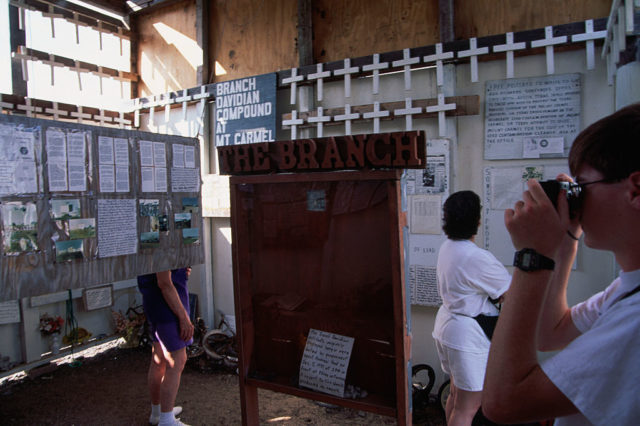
[230,169,411,424]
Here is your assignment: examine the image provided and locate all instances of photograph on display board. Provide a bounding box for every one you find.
[1,202,38,254]
[50,199,81,220]
[69,218,96,239]
[55,239,84,262]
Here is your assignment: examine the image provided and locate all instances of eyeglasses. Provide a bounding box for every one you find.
[574,176,625,193]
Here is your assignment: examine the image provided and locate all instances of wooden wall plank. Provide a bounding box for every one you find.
[209,0,298,83]
[312,0,440,63]
[454,0,611,39]
[134,0,198,97]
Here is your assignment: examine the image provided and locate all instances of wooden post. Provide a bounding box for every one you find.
[297,0,313,67]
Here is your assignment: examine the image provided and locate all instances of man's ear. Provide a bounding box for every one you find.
[628,171,640,210]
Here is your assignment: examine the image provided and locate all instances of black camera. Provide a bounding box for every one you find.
[539,180,582,217]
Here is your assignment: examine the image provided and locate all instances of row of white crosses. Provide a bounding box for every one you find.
[283,19,607,139]
[134,86,211,128]
[0,94,132,128]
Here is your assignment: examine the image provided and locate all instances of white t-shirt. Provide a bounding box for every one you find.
[432,239,512,352]
[541,268,640,426]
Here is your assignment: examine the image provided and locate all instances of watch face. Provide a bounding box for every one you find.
[522,252,531,266]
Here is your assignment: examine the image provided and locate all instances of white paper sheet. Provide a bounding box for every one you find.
[299,329,354,398]
[114,138,129,165]
[97,198,137,258]
[139,140,154,167]
[99,164,115,193]
[98,136,114,165]
[172,144,185,168]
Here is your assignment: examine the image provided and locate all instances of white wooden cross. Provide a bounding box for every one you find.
[45,102,68,120]
[423,43,454,86]
[334,104,360,135]
[393,48,420,90]
[192,86,210,113]
[362,53,389,94]
[175,89,191,120]
[96,66,112,95]
[457,38,489,83]
[113,111,131,129]
[282,68,304,105]
[148,97,156,126]
[282,110,304,139]
[72,12,81,44]
[42,53,64,85]
[426,93,456,137]
[531,26,567,75]
[71,106,92,123]
[308,107,332,137]
[133,98,141,128]
[17,98,42,117]
[97,20,104,51]
[14,46,30,82]
[394,98,422,131]
[307,63,331,101]
[72,60,84,90]
[42,4,63,38]
[333,58,359,98]
[94,109,113,126]
[493,32,526,78]
[0,95,14,113]
[162,93,172,122]
[363,101,390,133]
[571,20,607,70]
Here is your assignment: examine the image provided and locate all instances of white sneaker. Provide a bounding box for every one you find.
[149,406,183,425]
[159,418,189,426]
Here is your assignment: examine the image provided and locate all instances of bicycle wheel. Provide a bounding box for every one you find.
[202,329,231,360]
[411,363,435,409]
[437,379,451,412]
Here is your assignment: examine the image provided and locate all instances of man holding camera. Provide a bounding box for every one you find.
[482,103,640,425]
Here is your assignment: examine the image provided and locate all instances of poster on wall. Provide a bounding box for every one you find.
[483,164,570,265]
[0,124,39,195]
[214,73,277,146]
[484,73,581,160]
[406,139,450,306]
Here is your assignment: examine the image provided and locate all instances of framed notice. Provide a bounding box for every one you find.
[484,73,581,160]
[83,285,113,311]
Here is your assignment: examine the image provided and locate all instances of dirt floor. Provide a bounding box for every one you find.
[0,341,446,426]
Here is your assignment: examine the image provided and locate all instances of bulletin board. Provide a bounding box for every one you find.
[0,114,203,302]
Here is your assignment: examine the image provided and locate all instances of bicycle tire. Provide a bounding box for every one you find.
[437,379,450,412]
[202,329,231,360]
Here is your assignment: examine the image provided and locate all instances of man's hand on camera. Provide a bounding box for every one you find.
[505,179,566,258]
[556,173,583,241]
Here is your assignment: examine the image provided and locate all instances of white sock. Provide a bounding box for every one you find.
[151,404,161,417]
[159,411,175,424]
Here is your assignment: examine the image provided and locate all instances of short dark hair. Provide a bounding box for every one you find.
[442,190,481,240]
[569,103,640,179]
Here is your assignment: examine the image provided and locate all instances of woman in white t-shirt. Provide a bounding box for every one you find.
[432,191,511,426]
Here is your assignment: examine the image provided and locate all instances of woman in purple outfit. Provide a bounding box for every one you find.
[138,267,194,426]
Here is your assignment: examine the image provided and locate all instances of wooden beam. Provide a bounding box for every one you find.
[439,0,455,43]
[297,0,313,66]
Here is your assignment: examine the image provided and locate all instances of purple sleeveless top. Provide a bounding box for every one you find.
[137,268,190,324]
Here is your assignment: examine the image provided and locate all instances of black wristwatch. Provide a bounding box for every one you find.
[513,248,555,272]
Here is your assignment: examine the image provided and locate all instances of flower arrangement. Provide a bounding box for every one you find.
[39,313,64,335]
[112,307,146,348]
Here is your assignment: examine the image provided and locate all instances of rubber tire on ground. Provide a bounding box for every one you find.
[437,379,450,412]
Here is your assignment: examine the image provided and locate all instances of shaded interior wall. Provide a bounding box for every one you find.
[133,0,611,89]
[209,0,298,83]
[135,0,198,96]
[312,0,440,63]
[454,0,612,39]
